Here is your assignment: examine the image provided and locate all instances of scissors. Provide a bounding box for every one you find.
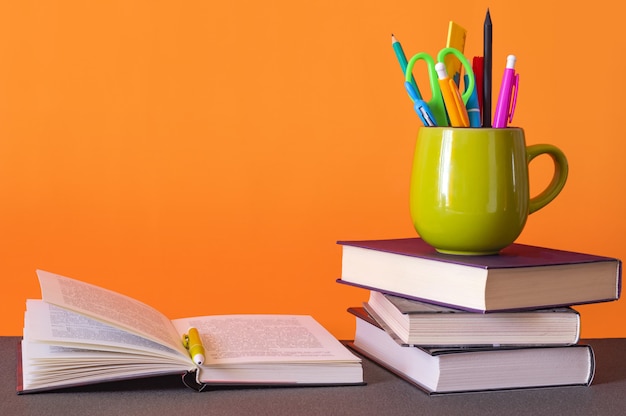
[404,47,475,127]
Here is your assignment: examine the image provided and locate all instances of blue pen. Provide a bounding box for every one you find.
[405,82,437,127]
[464,73,481,127]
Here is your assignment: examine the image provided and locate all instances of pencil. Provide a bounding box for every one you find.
[482,8,492,127]
[392,34,421,99]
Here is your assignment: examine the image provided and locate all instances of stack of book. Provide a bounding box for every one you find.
[336,237,622,395]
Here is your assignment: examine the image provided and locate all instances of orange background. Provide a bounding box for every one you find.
[0,1,624,339]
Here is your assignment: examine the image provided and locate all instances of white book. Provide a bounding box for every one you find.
[348,309,594,395]
[338,238,621,312]
[364,291,581,346]
[18,270,362,393]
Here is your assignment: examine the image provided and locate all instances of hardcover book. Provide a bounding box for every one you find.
[338,238,622,312]
[347,307,595,395]
[18,270,363,393]
[364,291,581,346]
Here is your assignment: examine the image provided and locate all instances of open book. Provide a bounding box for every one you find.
[18,270,363,393]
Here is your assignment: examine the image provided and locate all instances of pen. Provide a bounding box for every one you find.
[493,54,519,128]
[184,327,206,365]
[464,73,481,127]
[392,34,420,99]
[435,62,469,127]
[483,9,493,127]
[473,56,484,122]
[404,81,437,127]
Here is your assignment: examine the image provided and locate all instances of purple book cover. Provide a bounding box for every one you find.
[337,238,622,270]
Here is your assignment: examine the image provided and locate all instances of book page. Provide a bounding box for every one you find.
[24,300,189,363]
[36,270,184,353]
[171,314,360,365]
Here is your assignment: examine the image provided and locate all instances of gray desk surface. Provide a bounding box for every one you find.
[2,337,626,416]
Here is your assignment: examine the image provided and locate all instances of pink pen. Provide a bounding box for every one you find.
[493,55,519,128]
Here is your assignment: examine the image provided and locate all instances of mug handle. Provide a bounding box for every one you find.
[526,144,569,214]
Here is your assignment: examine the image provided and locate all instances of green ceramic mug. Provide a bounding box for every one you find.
[409,127,568,255]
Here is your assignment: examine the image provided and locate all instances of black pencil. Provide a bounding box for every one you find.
[483,8,492,127]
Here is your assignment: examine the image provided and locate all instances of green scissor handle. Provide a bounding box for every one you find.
[405,48,475,128]
[436,47,475,104]
[405,52,447,127]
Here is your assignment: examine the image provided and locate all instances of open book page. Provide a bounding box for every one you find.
[20,299,194,392]
[171,315,360,365]
[24,300,191,365]
[36,270,185,356]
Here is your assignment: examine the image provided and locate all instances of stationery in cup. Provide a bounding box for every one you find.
[394,12,516,128]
